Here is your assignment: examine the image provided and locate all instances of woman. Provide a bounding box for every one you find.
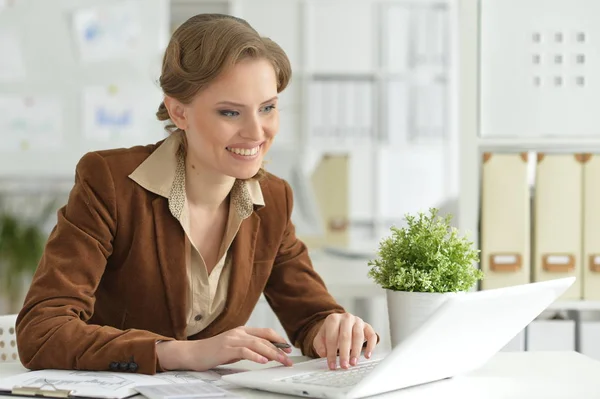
[15,13,378,375]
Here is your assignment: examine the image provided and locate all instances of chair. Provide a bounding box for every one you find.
[0,314,18,363]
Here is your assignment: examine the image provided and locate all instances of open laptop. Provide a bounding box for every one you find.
[223,277,575,399]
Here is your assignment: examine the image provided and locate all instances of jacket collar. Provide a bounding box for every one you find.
[128,134,265,211]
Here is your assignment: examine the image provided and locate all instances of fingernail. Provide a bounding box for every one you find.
[261,356,269,363]
[341,360,349,369]
[350,357,358,366]
[279,354,286,362]
[329,361,336,370]
[366,352,372,359]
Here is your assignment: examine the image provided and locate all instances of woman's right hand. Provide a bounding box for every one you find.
[156,326,294,371]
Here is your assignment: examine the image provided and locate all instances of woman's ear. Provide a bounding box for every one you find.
[164,96,188,131]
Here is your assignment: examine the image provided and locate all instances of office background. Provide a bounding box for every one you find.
[1,0,599,362]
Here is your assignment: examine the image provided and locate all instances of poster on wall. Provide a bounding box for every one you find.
[82,85,162,144]
[71,0,142,63]
[0,0,17,13]
[0,96,63,151]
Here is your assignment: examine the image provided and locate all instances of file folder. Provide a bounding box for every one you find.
[11,385,73,398]
[582,153,600,299]
[533,153,582,299]
[311,154,350,248]
[480,152,530,290]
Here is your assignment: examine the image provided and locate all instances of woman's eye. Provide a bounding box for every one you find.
[219,110,239,117]
[261,104,276,113]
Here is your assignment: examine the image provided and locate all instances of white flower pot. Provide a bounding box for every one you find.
[386,290,459,348]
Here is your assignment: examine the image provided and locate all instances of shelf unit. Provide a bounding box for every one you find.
[477,137,600,152]
[548,301,600,312]
[457,0,600,307]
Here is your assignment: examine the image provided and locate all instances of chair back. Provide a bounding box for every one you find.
[0,314,18,363]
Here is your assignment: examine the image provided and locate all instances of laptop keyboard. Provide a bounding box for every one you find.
[280,361,379,388]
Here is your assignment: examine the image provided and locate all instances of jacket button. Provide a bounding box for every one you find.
[109,362,119,371]
[119,362,129,371]
[128,362,138,372]
[194,314,202,321]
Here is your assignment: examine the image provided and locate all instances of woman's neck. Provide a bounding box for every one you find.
[184,154,235,211]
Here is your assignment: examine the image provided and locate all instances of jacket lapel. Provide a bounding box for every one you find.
[201,211,261,336]
[152,196,188,340]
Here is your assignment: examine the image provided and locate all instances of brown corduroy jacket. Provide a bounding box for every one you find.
[15,140,345,375]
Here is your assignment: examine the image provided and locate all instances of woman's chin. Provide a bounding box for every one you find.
[227,166,262,180]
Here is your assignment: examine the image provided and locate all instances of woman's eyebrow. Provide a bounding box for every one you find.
[215,96,279,107]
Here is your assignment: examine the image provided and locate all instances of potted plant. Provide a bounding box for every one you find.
[368,208,483,347]
[0,203,54,313]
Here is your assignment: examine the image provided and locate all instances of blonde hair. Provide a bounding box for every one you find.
[156,13,292,180]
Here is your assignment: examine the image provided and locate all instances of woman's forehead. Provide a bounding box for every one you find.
[195,59,278,104]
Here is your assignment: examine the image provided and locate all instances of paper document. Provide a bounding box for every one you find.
[0,368,247,399]
[0,95,63,151]
[135,382,242,399]
[82,85,146,142]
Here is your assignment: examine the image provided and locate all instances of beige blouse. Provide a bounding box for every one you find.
[129,134,264,337]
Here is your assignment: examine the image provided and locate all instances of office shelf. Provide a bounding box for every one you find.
[478,137,600,152]
[547,300,600,311]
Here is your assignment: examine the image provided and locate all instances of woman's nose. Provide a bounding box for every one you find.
[241,115,263,140]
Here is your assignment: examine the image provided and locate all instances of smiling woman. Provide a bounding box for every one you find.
[155,13,291,182]
[15,13,379,376]
[165,58,279,181]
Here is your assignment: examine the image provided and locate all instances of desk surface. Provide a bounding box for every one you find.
[1,352,600,398]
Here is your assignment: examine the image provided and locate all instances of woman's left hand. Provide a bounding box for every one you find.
[313,313,378,370]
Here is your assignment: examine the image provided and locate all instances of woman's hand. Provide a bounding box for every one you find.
[313,313,378,370]
[156,326,293,371]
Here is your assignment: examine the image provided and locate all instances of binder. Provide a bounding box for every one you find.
[582,154,600,299]
[480,152,530,290]
[533,153,582,299]
[383,4,410,72]
[10,384,73,398]
[310,154,350,247]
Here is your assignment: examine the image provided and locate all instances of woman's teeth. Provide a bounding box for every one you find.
[226,146,259,156]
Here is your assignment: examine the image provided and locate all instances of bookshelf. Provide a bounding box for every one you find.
[457,0,600,305]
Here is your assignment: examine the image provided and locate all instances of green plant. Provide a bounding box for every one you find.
[368,208,483,293]
[0,202,54,311]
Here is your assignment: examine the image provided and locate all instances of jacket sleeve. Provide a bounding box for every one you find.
[262,180,345,357]
[16,152,173,374]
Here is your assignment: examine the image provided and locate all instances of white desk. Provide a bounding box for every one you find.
[1,352,600,398]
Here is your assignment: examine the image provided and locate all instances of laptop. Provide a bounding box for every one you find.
[223,277,575,399]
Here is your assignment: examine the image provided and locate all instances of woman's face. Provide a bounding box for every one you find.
[178,58,279,180]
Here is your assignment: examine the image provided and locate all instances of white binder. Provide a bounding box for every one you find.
[533,154,582,299]
[582,154,600,299]
[480,152,530,290]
